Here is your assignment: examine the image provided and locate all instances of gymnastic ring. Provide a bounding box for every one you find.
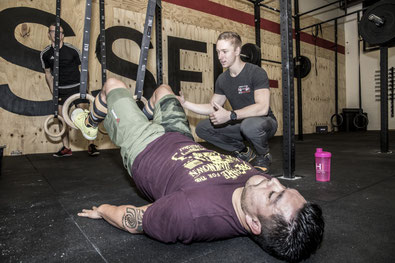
[62,93,95,129]
[353,112,369,129]
[44,114,67,138]
[330,113,343,128]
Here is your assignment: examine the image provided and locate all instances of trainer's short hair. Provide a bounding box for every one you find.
[250,202,325,263]
[48,22,62,31]
[217,32,242,48]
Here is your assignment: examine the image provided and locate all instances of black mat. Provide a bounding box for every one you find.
[1,131,394,262]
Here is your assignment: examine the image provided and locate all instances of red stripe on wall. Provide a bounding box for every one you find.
[270,80,279,88]
[163,0,345,54]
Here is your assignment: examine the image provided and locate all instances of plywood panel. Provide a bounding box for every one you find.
[0,0,345,155]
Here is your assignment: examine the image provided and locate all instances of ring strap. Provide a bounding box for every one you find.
[80,0,93,100]
[135,0,157,100]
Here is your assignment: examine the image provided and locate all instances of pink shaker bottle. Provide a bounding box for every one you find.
[315,148,331,182]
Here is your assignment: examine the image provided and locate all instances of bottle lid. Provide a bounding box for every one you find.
[315,148,331,157]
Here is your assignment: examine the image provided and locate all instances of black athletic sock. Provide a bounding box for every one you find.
[86,93,107,128]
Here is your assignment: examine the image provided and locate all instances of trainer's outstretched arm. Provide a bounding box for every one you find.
[78,204,152,234]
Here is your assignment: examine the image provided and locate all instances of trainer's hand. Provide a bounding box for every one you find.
[209,102,230,125]
[78,206,102,219]
[176,91,186,105]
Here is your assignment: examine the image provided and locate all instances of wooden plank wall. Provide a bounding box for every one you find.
[0,0,345,155]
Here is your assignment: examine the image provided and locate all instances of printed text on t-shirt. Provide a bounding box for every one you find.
[171,144,252,182]
[238,85,250,94]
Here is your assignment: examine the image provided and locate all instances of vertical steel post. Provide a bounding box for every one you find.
[254,1,262,67]
[390,67,394,118]
[335,19,339,118]
[280,0,295,178]
[294,0,303,141]
[380,47,389,153]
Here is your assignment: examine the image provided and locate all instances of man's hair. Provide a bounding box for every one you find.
[217,32,242,48]
[250,202,324,263]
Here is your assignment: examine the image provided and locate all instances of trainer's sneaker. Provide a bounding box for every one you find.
[53,146,72,157]
[88,144,100,156]
[233,146,256,162]
[251,153,272,173]
[71,108,98,140]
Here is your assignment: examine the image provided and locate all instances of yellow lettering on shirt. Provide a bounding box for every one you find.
[171,144,253,183]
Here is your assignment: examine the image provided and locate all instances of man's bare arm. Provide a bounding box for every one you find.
[177,93,226,115]
[78,203,152,234]
[209,89,270,125]
[44,68,53,94]
[233,88,270,119]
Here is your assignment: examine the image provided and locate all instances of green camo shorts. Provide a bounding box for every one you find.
[103,88,192,174]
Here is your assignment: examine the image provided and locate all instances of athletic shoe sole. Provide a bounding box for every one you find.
[53,153,72,157]
[71,109,97,140]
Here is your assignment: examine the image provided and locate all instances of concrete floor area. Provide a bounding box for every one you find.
[1,131,394,262]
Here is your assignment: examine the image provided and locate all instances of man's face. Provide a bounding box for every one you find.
[216,39,240,68]
[241,175,306,222]
[48,25,64,44]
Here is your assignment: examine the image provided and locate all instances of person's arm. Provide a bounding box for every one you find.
[232,88,270,118]
[44,68,54,94]
[209,89,270,125]
[177,93,227,115]
[78,203,152,234]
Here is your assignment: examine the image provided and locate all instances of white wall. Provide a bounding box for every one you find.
[344,4,395,130]
[298,1,395,130]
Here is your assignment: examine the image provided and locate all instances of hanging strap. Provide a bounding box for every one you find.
[80,0,93,100]
[135,0,157,100]
[99,0,107,85]
[52,0,61,116]
[311,24,322,76]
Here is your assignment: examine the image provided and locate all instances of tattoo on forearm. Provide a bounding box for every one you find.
[122,207,144,233]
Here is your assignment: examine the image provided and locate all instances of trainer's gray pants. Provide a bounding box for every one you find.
[195,116,278,155]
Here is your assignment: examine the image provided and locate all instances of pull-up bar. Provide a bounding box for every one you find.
[247,0,280,13]
[260,3,280,13]
[297,0,343,18]
[299,7,368,32]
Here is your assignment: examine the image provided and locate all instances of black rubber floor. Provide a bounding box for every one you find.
[1,131,394,263]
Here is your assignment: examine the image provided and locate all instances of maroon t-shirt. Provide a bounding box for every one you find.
[131,132,267,243]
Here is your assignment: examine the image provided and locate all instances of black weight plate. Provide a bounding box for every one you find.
[240,43,261,66]
[359,0,395,46]
[294,56,311,78]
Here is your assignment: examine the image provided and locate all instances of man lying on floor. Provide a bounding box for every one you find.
[73,78,324,263]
